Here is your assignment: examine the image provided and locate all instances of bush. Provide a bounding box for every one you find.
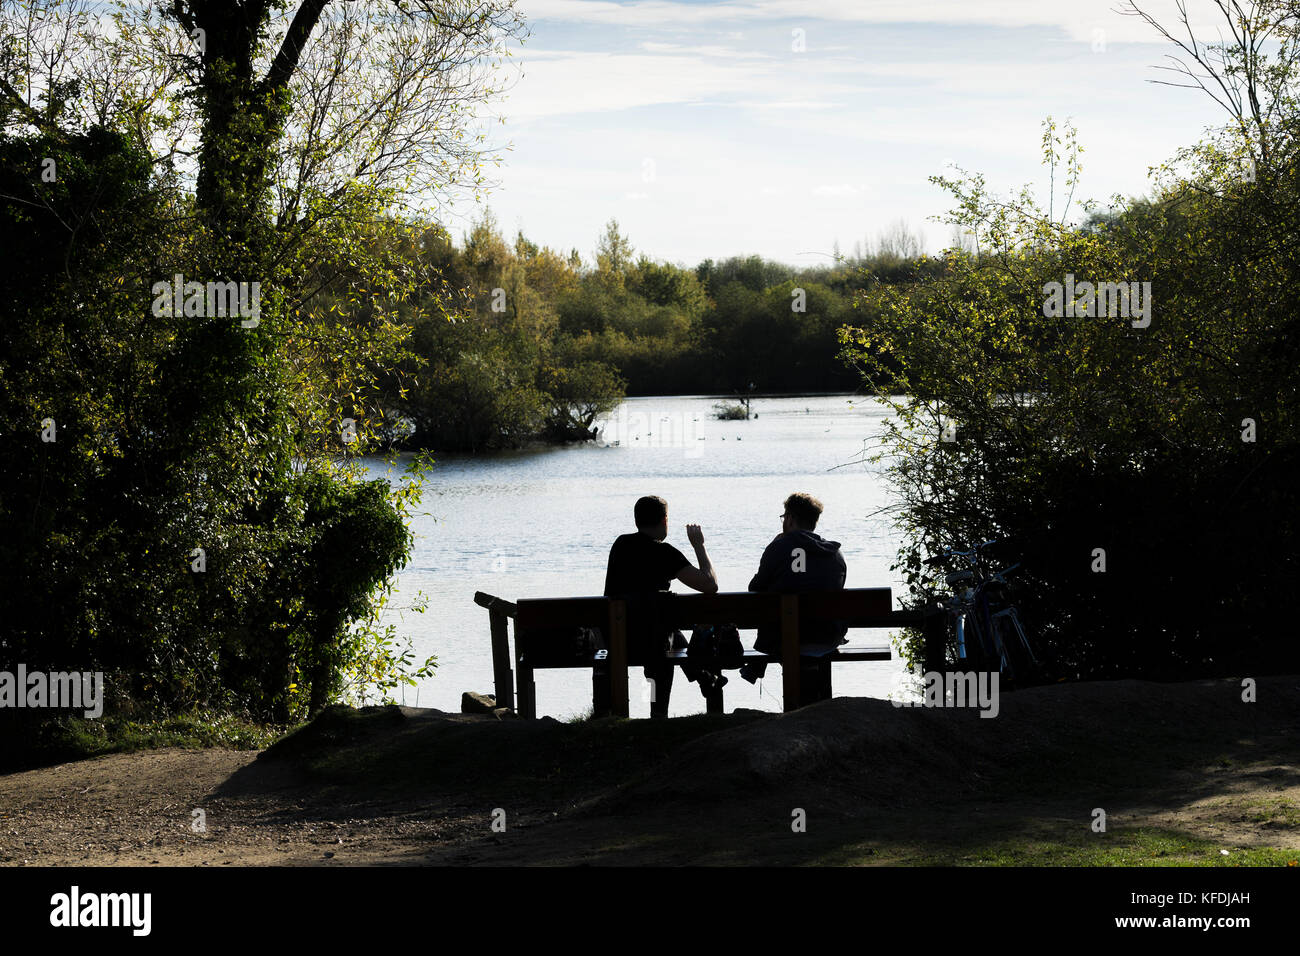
[842,118,1300,679]
[0,127,428,725]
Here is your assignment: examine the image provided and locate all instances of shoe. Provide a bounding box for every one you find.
[739,663,760,684]
[697,673,728,696]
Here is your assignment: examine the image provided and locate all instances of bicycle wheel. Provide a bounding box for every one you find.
[993,608,1037,685]
[1007,607,1039,666]
[964,609,999,673]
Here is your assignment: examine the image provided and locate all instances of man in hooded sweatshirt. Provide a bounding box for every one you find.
[742,492,847,704]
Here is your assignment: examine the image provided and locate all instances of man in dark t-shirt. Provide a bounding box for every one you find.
[598,495,718,718]
[604,531,690,595]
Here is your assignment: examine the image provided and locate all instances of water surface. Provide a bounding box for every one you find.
[364,393,912,718]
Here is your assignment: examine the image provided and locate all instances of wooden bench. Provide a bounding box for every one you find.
[474,588,946,718]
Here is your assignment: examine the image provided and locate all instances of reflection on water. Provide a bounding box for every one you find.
[363,393,911,719]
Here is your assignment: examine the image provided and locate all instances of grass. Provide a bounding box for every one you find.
[1244,797,1300,827]
[822,825,1300,867]
[0,711,293,772]
[713,402,749,420]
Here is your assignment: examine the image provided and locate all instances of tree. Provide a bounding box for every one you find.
[1121,0,1300,177]
[0,126,183,686]
[842,79,1300,680]
[875,219,925,261]
[540,361,625,441]
[594,217,634,290]
[0,0,526,720]
[628,257,708,317]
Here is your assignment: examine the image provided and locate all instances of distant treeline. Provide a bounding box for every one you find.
[388,212,942,451]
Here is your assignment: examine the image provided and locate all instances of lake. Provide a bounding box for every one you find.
[362,393,913,718]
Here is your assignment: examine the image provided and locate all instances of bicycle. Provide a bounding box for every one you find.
[926,540,1042,685]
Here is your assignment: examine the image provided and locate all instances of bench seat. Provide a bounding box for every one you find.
[525,644,894,669]
[661,646,892,664]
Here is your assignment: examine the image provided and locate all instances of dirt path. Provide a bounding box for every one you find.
[2,677,1297,866]
[0,748,493,866]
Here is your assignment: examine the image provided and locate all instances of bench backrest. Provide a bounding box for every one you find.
[516,588,892,632]
[514,588,893,668]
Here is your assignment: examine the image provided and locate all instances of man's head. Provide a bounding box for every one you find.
[634,495,669,540]
[782,492,823,533]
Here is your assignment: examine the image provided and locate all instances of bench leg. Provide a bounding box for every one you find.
[704,683,724,715]
[590,664,608,718]
[517,661,536,720]
[608,600,630,718]
[489,609,515,712]
[780,595,801,711]
[798,660,832,707]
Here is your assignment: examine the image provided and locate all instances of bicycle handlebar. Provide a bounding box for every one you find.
[926,540,997,565]
[927,544,1026,591]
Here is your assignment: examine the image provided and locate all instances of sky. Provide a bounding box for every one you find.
[444,0,1235,269]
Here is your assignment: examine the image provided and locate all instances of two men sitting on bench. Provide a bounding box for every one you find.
[600,492,846,716]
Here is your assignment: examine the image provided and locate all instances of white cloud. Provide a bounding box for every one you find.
[504,33,1164,120]
[503,51,768,117]
[812,183,872,197]
[523,0,1224,44]
[740,99,837,110]
[638,41,774,59]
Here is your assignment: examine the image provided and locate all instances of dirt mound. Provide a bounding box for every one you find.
[242,703,766,807]
[599,677,1300,815]
[238,704,566,796]
[599,698,987,810]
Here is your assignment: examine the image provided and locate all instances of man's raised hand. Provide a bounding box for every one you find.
[686,523,705,548]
